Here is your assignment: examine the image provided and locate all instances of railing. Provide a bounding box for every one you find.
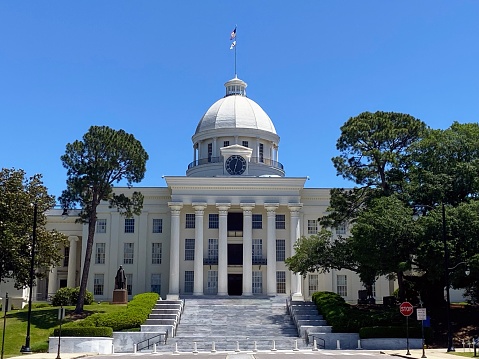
[187,156,284,171]
[136,332,168,351]
[252,257,267,265]
[203,257,218,265]
[306,334,325,349]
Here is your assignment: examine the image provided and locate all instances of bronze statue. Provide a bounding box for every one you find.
[115,265,126,290]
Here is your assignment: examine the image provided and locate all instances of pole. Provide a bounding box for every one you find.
[234,28,237,77]
[56,305,63,359]
[406,315,411,355]
[443,202,454,352]
[21,203,37,353]
[1,293,9,359]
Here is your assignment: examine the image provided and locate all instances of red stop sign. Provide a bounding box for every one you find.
[400,302,414,316]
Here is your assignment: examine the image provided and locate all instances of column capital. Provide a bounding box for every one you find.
[192,202,207,213]
[68,235,79,243]
[216,203,231,213]
[168,202,183,213]
[288,203,303,214]
[240,203,255,214]
[264,203,279,214]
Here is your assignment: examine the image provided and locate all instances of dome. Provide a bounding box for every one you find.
[194,77,277,135]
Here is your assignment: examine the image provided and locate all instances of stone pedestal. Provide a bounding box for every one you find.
[112,289,128,304]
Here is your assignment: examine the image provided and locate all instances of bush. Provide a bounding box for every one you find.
[53,327,113,337]
[51,287,94,306]
[67,292,159,331]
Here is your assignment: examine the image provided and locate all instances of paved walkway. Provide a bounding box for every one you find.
[6,348,469,359]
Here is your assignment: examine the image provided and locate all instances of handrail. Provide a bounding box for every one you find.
[136,331,168,351]
[187,156,284,171]
[307,334,325,348]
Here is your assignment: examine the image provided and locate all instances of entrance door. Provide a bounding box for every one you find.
[228,274,243,296]
[228,243,243,265]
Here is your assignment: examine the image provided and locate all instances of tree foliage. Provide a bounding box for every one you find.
[0,168,67,288]
[59,125,148,313]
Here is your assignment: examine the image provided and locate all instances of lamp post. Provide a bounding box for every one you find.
[20,203,37,354]
[442,202,454,352]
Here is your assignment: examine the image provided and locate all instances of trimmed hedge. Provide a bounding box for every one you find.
[311,291,415,334]
[53,327,113,337]
[65,292,159,332]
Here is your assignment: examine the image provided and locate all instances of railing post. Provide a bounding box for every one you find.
[133,344,137,354]
[271,340,277,352]
[253,341,258,352]
[293,339,299,351]
[153,343,157,353]
[312,339,318,351]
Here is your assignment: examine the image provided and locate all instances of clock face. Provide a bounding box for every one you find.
[225,155,247,175]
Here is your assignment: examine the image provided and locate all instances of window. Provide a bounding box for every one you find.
[242,140,249,148]
[252,271,263,294]
[223,140,230,147]
[152,219,163,233]
[96,219,107,233]
[93,274,104,296]
[124,243,134,264]
[337,275,347,297]
[126,273,132,295]
[208,239,218,261]
[185,239,195,260]
[95,243,106,264]
[252,214,262,229]
[206,270,218,294]
[151,274,161,294]
[309,274,319,296]
[185,213,195,228]
[275,214,286,229]
[152,243,162,264]
[335,222,347,235]
[124,218,135,233]
[259,143,264,162]
[209,214,219,229]
[276,271,286,294]
[276,239,285,262]
[184,271,194,293]
[308,219,318,234]
[208,143,212,162]
[252,239,263,262]
[63,247,69,267]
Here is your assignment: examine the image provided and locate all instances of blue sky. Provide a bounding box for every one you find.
[1,1,478,199]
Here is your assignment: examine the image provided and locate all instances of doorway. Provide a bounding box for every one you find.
[228,243,243,265]
[228,274,242,296]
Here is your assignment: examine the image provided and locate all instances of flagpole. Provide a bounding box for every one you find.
[234,32,237,77]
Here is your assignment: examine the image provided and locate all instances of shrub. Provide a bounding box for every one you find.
[53,327,113,337]
[51,287,94,306]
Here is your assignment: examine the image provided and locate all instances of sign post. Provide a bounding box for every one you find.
[417,308,427,358]
[400,302,414,355]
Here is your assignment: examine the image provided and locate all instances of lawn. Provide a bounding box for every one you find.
[0,302,126,358]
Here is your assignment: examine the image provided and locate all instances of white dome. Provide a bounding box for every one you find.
[194,77,277,135]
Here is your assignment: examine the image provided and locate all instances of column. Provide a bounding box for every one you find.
[213,137,217,157]
[137,212,149,293]
[67,236,79,288]
[47,266,57,298]
[217,203,230,296]
[265,204,279,295]
[193,203,207,295]
[241,203,255,296]
[289,204,303,301]
[168,202,183,299]
[193,143,197,164]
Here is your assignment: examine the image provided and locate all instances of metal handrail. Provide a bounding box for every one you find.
[306,334,325,348]
[187,156,284,171]
[136,331,168,351]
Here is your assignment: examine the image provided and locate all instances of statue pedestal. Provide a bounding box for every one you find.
[112,289,128,304]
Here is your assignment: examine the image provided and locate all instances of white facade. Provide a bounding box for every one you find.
[36,75,395,303]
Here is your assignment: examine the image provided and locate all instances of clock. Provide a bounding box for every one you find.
[225,155,247,175]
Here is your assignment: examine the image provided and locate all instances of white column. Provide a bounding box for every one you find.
[67,236,79,288]
[193,203,207,295]
[47,266,57,297]
[265,204,279,296]
[137,212,149,293]
[289,204,303,301]
[168,202,183,299]
[213,137,217,157]
[217,203,230,296]
[241,203,255,296]
[193,143,197,163]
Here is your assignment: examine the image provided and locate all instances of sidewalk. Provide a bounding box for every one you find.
[383,348,473,359]
[7,353,96,359]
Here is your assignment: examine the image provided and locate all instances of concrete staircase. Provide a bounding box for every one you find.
[147,296,305,352]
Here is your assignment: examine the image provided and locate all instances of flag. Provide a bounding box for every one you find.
[230,27,236,40]
[230,41,236,50]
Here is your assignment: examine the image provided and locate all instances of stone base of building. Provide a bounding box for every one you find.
[112,289,128,304]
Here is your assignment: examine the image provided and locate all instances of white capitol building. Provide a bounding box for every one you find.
[6,76,396,307]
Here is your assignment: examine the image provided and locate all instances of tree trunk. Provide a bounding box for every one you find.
[74,202,97,314]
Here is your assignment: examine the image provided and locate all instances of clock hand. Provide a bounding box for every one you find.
[234,159,238,173]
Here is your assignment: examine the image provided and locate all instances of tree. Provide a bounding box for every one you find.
[59,126,149,313]
[0,168,67,287]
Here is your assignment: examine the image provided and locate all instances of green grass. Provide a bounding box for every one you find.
[0,302,126,358]
[450,353,479,357]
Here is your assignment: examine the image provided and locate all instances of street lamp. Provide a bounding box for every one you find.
[20,203,37,354]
